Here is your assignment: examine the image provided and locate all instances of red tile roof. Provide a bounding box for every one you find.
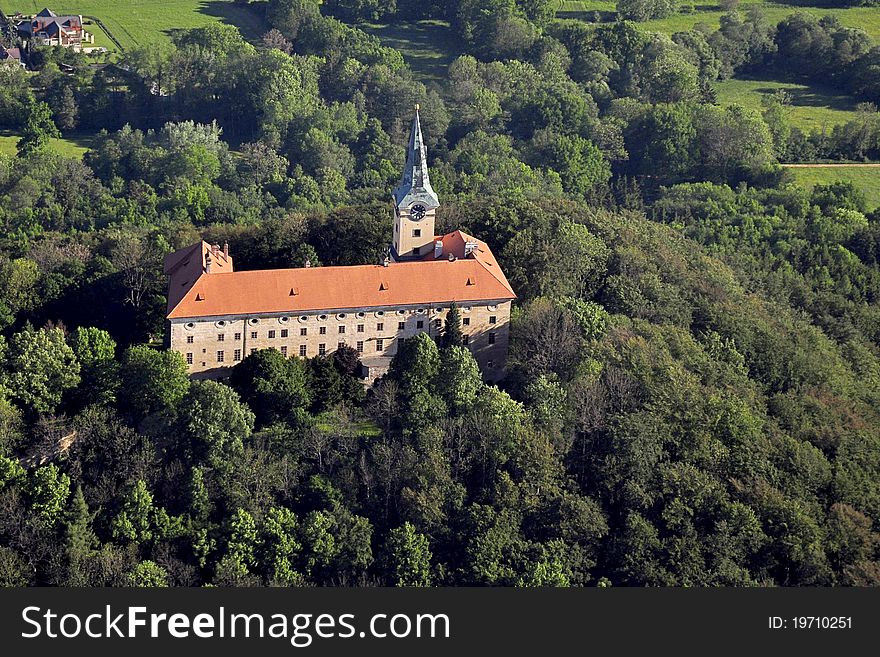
[165,233,515,320]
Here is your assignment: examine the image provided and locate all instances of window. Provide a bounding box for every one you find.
[357,324,364,333]
[268,330,276,339]
[463,318,470,326]
[488,332,496,345]
[377,322,384,331]
[463,335,470,345]
[217,351,225,363]
[186,336,194,344]
[376,339,384,352]
[281,329,288,338]
[234,349,241,362]
[234,332,241,341]
[251,331,257,339]
[487,360,494,368]
[300,328,307,336]
[356,341,364,354]
[489,316,497,324]
[416,320,424,329]
[250,348,257,355]
[338,325,345,334]
[299,345,307,357]
[398,321,405,330]
[217,334,225,341]
[434,319,441,329]
[186,353,193,365]
[319,343,326,356]
[281,346,287,357]
[413,229,421,237]
[338,342,345,350]
[319,326,326,335]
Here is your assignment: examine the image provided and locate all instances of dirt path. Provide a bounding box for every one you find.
[783,163,880,168]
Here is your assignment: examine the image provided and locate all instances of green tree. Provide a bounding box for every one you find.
[28,464,72,528]
[118,346,190,421]
[126,561,170,587]
[17,102,61,157]
[442,303,464,348]
[175,380,255,471]
[64,487,98,586]
[2,326,80,414]
[230,348,311,425]
[382,522,433,587]
[69,327,119,406]
[437,346,483,415]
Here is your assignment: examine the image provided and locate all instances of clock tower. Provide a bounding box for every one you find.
[392,104,440,261]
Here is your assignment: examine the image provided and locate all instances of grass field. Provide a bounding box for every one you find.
[361,20,463,83]
[0,129,94,158]
[0,1,267,51]
[715,77,861,131]
[785,165,880,210]
[556,1,880,41]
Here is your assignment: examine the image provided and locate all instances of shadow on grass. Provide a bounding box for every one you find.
[360,20,464,83]
[165,0,269,43]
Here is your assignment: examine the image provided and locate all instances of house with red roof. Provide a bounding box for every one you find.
[165,107,516,382]
[17,8,94,49]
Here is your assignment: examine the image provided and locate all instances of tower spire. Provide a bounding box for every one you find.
[393,104,440,210]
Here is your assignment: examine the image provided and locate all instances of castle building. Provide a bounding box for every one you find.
[164,107,516,381]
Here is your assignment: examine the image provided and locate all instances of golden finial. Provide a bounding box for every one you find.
[414,103,420,111]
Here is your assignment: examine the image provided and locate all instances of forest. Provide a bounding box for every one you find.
[0,0,879,587]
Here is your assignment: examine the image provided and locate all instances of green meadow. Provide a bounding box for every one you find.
[786,165,880,210]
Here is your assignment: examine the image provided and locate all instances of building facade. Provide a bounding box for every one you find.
[165,108,516,382]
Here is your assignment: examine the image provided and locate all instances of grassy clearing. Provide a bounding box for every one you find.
[556,1,880,41]
[0,1,267,51]
[0,129,95,158]
[785,165,880,210]
[360,20,463,84]
[715,77,861,131]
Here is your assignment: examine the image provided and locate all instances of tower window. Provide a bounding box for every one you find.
[234,332,241,341]
[376,339,384,352]
[398,321,405,330]
[463,335,469,345]
[489,332,496,345]
[301,328,307,336]
[356,341,364,354]
[250,331,257,339]
[234,349,242,361]
[463,318,470,326]
[357,324,364,333]
[337,342,345,350]
[377,322,384,331]
[268,330,276,339]
[281,329,288,338]
[299,345,306,357]
[281,346,287,357]
[186,353,193,365]
[187,336,194,344]
[412,229,421,237]
[338,326,345,334]
[217,334,225,341]
[416,320,424,329]
[489,316,497,324]
[217,351,225,363]
[319,343,326,356]
[319,326,326,335]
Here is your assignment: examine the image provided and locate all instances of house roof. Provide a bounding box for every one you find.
[37,8,58,17]
[0,47,22,60]
[166,233,515,320]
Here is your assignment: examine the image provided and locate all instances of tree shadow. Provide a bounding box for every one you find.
[166,0,268,43]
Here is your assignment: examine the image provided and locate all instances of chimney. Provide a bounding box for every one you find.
[383,256,391,267]
[205,254,212,273]
[434,240,443,259]
[304,259,311,268]
[464,241,478,257]
[223,242,229,260]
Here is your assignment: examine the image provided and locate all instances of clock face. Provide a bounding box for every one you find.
[410,204,427,221]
